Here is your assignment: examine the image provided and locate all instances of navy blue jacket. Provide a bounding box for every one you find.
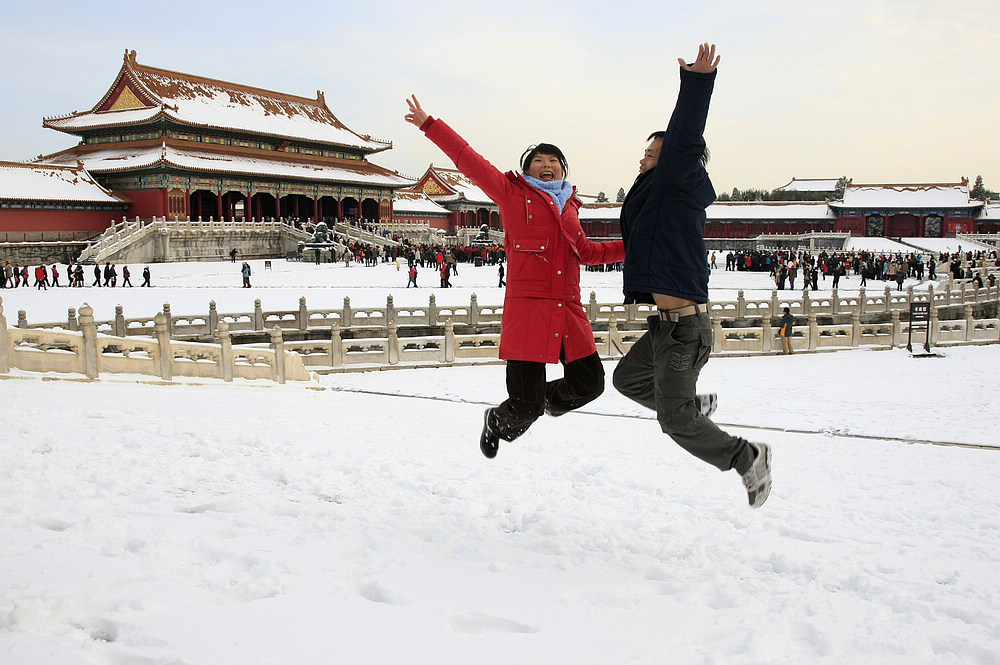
[620,68,717,304]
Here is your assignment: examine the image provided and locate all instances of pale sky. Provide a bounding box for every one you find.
[1,0,997,199]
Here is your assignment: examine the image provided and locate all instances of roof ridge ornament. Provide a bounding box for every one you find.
[125,49,137,64]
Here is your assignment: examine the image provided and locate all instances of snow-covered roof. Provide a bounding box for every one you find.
[392,190,451,215]
[776,178,841,192]
[832,181,980,210]
[40,143,413,188]
[981,200,1000,219]
[0,161,129,204]
[43,50,390,153]
[419,166,494,206]
[578,203,622,220]
[707,201,837,221]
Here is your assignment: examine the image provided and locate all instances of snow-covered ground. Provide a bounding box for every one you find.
[2,256,998,664]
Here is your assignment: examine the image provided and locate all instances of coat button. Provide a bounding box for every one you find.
[554,333,560,337]
[540,245,545,250]
[527,199,531,203]
[528,215,533,219]
[556,270,562,275]
[557,303,563,307]
[515,244,520,248]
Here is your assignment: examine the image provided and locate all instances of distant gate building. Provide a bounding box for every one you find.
[39,49,411,227]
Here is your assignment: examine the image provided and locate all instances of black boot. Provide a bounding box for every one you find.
[480,408,500,458]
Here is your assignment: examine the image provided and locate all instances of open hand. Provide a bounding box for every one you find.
[679,43,720,73]
[404,94,429,128]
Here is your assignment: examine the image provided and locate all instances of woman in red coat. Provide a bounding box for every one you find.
[405,95,625,458]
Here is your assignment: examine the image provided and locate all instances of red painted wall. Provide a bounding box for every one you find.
[0,208,121,238]
[120,189,167,218]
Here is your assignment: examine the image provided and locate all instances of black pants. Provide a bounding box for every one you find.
[490,351,605,442]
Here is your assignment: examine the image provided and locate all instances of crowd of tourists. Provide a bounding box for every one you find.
[0,261,151,289]
[718,248,999,292]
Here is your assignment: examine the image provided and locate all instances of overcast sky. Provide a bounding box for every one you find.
[2,0,997,198]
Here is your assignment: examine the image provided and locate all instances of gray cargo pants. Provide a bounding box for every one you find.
[612,310,754,475]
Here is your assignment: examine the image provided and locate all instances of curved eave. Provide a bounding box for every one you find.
[43,107,166,133]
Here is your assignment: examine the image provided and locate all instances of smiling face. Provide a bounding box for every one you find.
[639,137,662,174]
[526,152,565,181]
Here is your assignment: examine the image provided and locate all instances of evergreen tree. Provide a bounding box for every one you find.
[596,191,608,202]
[730,187,741,201]
[971,175,987,201]
[616,187,626,203]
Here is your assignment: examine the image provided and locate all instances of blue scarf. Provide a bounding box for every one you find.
[523,175,573,213]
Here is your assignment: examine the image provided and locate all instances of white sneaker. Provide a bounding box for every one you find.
[697,393,718,418]
[741,442,772,509]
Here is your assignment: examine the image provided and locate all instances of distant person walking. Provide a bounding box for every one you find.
[241,261,252,288]
[779,307,795,355]
[141,266,151,287]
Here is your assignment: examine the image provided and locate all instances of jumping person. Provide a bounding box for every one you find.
[405,95,625,458]
[611,44,772,508]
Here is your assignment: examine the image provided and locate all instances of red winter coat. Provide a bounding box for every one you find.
[422,118,625,363]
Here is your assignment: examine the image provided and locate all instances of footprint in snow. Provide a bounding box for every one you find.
[448,613,539,634]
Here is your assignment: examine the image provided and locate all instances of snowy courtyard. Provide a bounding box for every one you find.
[1,257,998,664]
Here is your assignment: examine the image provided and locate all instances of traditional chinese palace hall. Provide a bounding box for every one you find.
[38,49,411,227]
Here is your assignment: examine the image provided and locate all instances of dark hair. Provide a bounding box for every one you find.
[520,143,569,178]
[646,131,710,166]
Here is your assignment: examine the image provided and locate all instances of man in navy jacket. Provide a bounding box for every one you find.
[612,43,773,508]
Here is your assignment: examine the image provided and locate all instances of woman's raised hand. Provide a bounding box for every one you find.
[404,94,429,128]
[678,43,720,74]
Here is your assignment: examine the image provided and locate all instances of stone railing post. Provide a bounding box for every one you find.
[771,289,779,317]
[891,310,901,348]
[609,317,622,356]
[298,297,308,330]
[269,327,286,384]
[329,324,343,368]
[965,304,975,342]
[470,293,479,326]
[387,323,399,365]
[0,298,9,373]
[67,307,79,331]
[217,321,233,382]
[801,288,811,316]
[737,290,746,318]
[386,295,396,326]
[79,304,99,379]
[114,305,126,337]
[927,283,935,307]
[858,286,866,314]
[831,288,840,315]
[17,310,27,329]
[444,319,455,363]
[807,312,818,351]
[428,294,438,326]
[929,305,940,346]
[343,296,353,328]
[254,299,263,331]
[761,314,773,353]
[884,286,892,313]
[588,291,598,322]
[906,285,914,305]
[162,303,173,337]
[154,312,172,380]
[712,317,723,353]
[851,310,861,347]
[208,301,218,334]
